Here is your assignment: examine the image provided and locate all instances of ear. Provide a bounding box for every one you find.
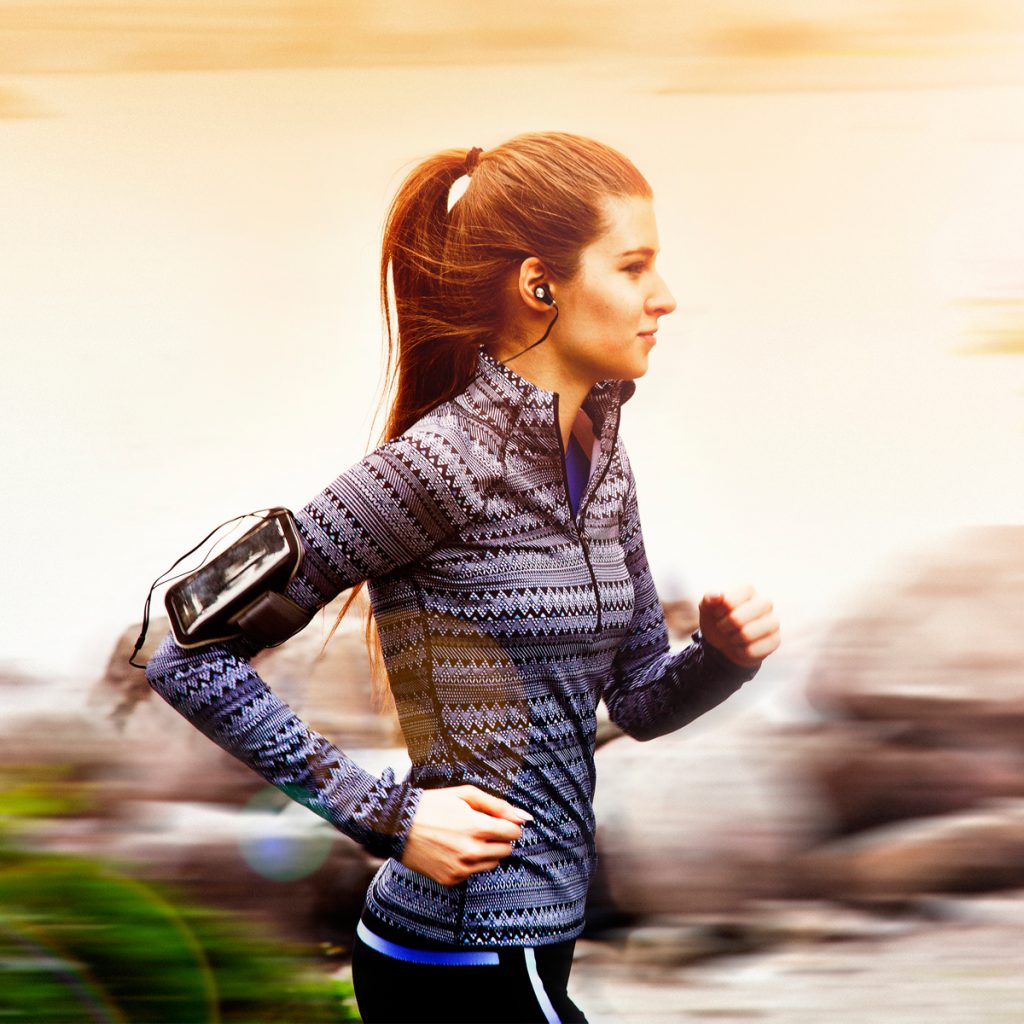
[516,257,553,310]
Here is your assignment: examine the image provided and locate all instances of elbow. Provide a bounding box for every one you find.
[614,719,667,743]
[619,723,661,743]
[605,696,727,743]
[603,699,664,743]
[602,653,674,743]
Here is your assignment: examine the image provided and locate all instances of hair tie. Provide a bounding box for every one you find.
[464,146,483,177]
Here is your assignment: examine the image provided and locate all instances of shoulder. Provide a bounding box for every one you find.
[383,402,502,521]
[393,402,488,481]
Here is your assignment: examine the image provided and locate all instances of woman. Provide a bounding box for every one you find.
[144,132,781,1024]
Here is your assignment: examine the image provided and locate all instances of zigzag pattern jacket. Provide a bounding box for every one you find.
[145,346,760,947]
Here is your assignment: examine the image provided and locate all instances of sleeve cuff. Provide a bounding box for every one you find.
[353,768,424,862]
[691,628,762,685]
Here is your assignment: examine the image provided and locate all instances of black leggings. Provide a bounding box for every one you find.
[351,912,589,1024]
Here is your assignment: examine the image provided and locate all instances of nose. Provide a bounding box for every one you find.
[646,272,677,317]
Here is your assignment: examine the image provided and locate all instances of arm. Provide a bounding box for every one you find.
[145,426,481,861]
[602,468,760,743]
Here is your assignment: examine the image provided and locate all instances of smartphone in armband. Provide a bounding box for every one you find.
[129,507,314,669]
[164,508,310,650]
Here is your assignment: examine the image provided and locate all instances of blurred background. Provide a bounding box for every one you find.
[1,1,1022,1021]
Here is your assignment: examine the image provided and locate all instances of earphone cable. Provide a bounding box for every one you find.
[501,304,559,365]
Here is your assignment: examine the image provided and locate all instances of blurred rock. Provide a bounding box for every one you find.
[798,719,1024,835]
[584,898,929,968]
[591,718,829,918]
[0,706,124,814]
[805,525,1024,744]
[662,598,699,641]
[740,898,927,942]
[569,890,1024,1021]
[794,524,1024,854]
[619,919,776,967]
[797,798,1024,901]
[91,617,170,729]
[604,898,929,967]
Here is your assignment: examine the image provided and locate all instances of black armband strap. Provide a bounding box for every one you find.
[233,590,314,650]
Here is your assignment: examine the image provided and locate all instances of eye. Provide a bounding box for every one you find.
[623,262,646,275]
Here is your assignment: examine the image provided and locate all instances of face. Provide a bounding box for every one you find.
[550,194,677,384]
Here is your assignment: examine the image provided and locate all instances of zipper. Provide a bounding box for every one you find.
[552,393,623,636]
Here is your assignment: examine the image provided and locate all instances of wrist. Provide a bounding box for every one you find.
[691,628,761,681]
[358,772,424,862]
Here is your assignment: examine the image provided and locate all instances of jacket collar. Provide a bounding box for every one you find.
[460,347,636,449]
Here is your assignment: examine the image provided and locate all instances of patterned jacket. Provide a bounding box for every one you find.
[145,346,760,947]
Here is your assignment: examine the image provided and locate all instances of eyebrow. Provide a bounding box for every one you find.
[617,247,658,258]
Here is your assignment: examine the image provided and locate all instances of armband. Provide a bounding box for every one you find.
[164,507,312,650]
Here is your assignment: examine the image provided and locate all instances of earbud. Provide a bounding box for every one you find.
[501,283,559,365]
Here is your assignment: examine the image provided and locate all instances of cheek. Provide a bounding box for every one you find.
[606,287,644,332]
[585,283,638,327]
[566,271,640,337]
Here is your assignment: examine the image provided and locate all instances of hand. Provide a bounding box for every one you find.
[400,784,533,887]
[698,585,781,669]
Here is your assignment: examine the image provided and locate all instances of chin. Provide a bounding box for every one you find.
[625,355,650,380]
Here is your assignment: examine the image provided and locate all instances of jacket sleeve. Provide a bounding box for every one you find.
[144,426,481,861]
[602,465,761,742]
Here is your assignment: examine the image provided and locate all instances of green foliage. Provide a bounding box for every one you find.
[0,768,361,1023]
[0,764,92,821]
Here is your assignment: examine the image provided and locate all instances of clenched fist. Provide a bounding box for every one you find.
[698,585,781,669]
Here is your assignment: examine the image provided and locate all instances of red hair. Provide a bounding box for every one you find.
[321,132,652,712]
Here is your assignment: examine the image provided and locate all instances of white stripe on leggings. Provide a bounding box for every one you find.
[523,947,562,1024]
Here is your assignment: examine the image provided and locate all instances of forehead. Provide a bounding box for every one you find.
[585,195,659,260]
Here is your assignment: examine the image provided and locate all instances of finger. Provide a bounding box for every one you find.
[732,614,780,645]
[464,841,515,865]
[471,816,524,843]
[701,591,739,617]
[471,859,504,874]
[701,585,756,619]
[458,785,533,823]
[744,632,781,661]
[724,633,780,666]
[715,596,774,635]
[717,583,757,613]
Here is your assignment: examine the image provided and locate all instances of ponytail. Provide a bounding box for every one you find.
[378,148,483,438]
